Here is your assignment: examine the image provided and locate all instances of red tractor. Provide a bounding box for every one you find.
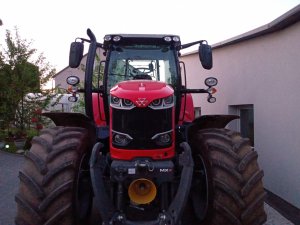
[15,29,267,225]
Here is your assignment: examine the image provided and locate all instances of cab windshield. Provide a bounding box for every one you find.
[107,44,178,92]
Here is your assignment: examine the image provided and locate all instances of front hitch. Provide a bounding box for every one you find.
[90,142,194,225]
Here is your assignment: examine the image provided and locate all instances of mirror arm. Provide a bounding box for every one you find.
[76,37,90,43]
[181,89,208,94]
[75,37,103,48]
[77,88,104,94]
[180,40,206,50]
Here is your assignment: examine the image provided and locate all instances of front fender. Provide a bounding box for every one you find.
[185,115,240,143]
[193,115,239,129]
[43,112,96,140]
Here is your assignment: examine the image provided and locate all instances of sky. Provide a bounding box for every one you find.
[1,0,299,72]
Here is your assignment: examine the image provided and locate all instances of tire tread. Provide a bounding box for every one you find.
[189,128,266,225]
[15,126,88,225]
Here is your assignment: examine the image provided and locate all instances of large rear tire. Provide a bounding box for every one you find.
[186,128,267,225]
[15,126,93,225]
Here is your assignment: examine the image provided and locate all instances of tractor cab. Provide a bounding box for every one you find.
[68,30,215,125]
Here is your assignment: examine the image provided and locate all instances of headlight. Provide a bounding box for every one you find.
[164,95,173,105]
[110,95,135,110]
[150,99,162,107]
[111,96,120,105]
[66,75,80,86]
[122,98,134,107]
[205,77,218,87]
[149,95,174,109]
[112,131,133,147]
[207,96,216,103]
[68,96,78,102]
[151,130,172,146]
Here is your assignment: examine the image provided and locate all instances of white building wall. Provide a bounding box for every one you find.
[181,21,300,207]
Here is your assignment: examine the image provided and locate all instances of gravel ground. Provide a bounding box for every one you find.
[0,150,295,225]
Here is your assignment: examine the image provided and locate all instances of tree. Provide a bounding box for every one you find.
[0,27,56,135]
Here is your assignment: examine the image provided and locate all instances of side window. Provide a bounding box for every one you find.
[194,107,201,118]
[159,60,172,84]
[159,60,177,87]
[107,59,127,92]
[179,62,186,88]
[111,60,126,75]
[92,52,104,89]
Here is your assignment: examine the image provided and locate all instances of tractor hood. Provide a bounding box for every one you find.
[110,80,174,108]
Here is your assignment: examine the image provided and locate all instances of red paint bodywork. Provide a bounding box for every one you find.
[110,80,174,108]
[179,93,195,124]
[92,93,106,126]
[110,80,174,160]
[92,80,195,160]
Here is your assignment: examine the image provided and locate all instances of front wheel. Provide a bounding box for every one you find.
[15,126,93,225]
[186,128,267,225]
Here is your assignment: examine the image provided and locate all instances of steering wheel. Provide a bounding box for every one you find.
[133,68,152,74]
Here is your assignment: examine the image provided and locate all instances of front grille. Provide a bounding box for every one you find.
[112,107,172,149]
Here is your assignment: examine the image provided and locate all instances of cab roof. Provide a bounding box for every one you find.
[103,34,181,49]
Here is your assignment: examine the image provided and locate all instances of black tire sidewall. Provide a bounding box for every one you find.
[188,129,216,225]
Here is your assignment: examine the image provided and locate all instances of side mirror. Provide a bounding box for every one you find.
[199,43,213,70]
[69,42,84,68]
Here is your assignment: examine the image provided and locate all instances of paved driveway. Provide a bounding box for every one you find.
[0,150,294,225]
[0,151,24,225]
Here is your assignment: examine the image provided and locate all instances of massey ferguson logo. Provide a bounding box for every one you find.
[136,98,148,107]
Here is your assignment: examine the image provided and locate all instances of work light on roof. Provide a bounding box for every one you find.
[113,36,121,42]
[104,35,112,41]
[172,36,180,42]
[164,36,172,42]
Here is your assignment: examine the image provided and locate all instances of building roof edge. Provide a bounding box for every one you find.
[182,4,300,56]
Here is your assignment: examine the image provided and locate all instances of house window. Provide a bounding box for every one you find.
[228,105,254,146]
[194,107,201,118]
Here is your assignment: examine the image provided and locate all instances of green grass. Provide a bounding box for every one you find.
[0,129,36,154]
[1,141,18,153]
[1,140,32,154]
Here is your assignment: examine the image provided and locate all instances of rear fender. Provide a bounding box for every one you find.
[43,112,96,141]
